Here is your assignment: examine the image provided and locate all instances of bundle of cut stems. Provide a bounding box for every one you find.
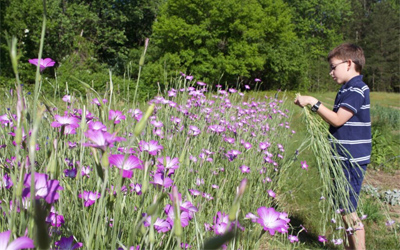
[295,93,364,238]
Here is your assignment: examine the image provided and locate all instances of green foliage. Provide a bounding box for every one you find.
[370,105,400,170]
[149,0,302,88]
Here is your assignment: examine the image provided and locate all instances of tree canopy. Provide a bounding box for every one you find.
[0,0,398,95]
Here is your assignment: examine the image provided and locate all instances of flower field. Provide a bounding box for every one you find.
[0,67,309,249]
[1,42,399,249]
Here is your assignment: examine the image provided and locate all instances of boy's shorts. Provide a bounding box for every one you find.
[339,161,367,213]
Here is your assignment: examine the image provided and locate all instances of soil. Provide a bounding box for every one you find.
[364,169,400,223]
[364,169,400,190]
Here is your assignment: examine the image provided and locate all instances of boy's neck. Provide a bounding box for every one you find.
[344,72,361,84]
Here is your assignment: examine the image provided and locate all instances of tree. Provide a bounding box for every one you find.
[360,0,399,91]
[284,0,353,91]
[149,0,303,89]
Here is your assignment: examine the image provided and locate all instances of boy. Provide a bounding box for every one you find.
[294,43,371,250]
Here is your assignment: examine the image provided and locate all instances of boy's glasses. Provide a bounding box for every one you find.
[330,61,348,71]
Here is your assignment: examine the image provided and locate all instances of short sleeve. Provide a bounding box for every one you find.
[338,87,364,114]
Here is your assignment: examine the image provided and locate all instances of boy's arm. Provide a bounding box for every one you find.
[294,96,353,127]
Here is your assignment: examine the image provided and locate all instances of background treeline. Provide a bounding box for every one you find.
[0,0,399,98]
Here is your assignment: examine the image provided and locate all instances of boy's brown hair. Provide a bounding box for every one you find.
[327,43,365,73]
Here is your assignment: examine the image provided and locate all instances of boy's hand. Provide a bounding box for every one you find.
[294,96,318,108]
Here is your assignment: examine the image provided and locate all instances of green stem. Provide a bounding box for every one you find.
[33,0,47,124]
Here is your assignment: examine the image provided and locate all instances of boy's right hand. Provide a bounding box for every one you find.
[294,96,318,108]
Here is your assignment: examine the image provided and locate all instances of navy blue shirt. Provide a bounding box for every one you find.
[329,75,371,165]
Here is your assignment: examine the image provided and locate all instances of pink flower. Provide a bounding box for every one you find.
[109,110,126,124]
[318,235,328,243]
[267,189,276,198]
[109,154,143,178]
[22,173,63,204]
[256,207,290,235]
[0,230,34,250]
[254,78,261,82]
[239,165,250,173]
[288,235,299,243]
[301,161,308,170]
[83,129,126,151]
[149,173,173,188]
[139,140,163,155]
[55,236,83,250]
[51,115,80,134]
[28,58,55,72]
[78,191,101,207]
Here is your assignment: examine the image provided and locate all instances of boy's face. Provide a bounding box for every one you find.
[329,57,350,84]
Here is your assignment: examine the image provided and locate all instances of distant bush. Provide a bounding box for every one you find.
[370,105,400,170]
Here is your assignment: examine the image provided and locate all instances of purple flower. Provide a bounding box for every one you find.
[213,212,229,235]
[318,235,328,243]
[254,78,261,82]
[188,189,201,196]
[81,166,92,178]
[154,218,172,233]
[331,238,343,245]
[46,207,65,227]
[92,98,108,106]
[288,235,299,243]
[54,236,83,250]
[130,183,142,195]
[109,154,143,178]
[239,165,250,173]
[150,173,173,188]
[242,142,252,150]
[164,204,190,228]
[0,230,34,250]
[64,168,77,178]
[156,156,179,174]
[78,191,101,207]
[87,121,107,131]
[197,81,207,86]
[1,173,13,189]
[62,95,72,103]
[245,85,250,89]
[150,120,164,128]
[301,161,308,170]
[256,207,290,235]
[83,129,126,151]
[208,125,225,133]
[188,125,201,136]
[245,212,258,222]
[225,149,241,161]
[139,140,163,155]
[386,220,395,226]
[23,173,63,204]
[109,110,126,124]
[28,58,55,72]
[267,189,276,198]
[51,115,80,134]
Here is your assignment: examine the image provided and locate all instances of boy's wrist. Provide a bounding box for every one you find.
[311,100,321,112]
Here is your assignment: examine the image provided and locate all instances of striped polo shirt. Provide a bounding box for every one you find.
[329,75,371,165]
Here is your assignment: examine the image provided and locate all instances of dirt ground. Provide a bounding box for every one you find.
[364,169,400,190]
[364,169,400,223]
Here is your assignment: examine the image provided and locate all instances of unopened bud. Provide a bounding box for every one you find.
[228,203,239,221]
[15,127,23,145]
[101,151,109,168]
[134,104,155,136]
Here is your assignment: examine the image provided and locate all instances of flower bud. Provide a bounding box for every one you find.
[15,127,23,145]
[134,104,155,137]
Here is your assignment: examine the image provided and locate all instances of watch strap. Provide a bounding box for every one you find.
[311,101,321,112]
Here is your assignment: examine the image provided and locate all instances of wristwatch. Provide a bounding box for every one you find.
[311,101,321,112]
